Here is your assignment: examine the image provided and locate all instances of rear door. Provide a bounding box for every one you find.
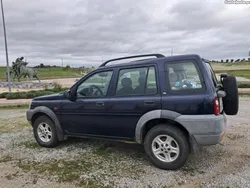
[106,65,161,139]
[161,60,209,115]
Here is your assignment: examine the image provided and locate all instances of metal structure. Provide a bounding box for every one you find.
[1,0,11,92]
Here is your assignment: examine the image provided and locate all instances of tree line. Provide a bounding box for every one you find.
[210,58,250,63]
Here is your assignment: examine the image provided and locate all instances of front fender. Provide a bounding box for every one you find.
[26,106,64,141]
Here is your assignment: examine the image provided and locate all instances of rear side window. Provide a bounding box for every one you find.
[116,66,157,96]
[165,61,204,92]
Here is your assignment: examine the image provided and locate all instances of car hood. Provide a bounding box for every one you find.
[33,93,64,101]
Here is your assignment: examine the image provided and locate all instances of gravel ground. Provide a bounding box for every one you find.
[0,98,250,188]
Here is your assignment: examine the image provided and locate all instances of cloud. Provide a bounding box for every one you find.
[0,0,250,67]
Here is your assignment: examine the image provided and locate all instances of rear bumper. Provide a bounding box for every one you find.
[175,114,227,146]
[193,132,225,145]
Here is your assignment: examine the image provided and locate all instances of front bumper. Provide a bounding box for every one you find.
[26,109,33,125]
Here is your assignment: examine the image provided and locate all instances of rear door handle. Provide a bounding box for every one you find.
[144,101,155,105]
[96,102,104,106]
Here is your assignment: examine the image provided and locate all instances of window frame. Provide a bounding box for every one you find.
[75,69,114,99]
[114,65,159,97]
[164,60,206,95]
[145,66,158,95]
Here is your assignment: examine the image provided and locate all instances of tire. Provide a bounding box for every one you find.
[33,115,59,148]
[222,76,239,115]
[144,124,190,170]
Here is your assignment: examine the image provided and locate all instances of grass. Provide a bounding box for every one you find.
[210,61,250,71]
[214,69,250,79]
[0,66,95,81]
[9,137,145,187]
[0,155,13,163]
[17,159,103,187]
[181,165,205,176]
[237,82,250,88]
[16,148,145,187]
[239,94,250,97]
[5,172,19,180]
[0,121,30,133]
[19,141,40,149]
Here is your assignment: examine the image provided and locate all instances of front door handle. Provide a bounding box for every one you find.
[96,102,104,106]
[144,101,155,105]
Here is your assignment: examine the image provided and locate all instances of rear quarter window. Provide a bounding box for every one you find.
[205,63,218,87]
[165,60,205,94]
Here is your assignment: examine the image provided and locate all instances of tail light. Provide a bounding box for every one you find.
[214,97,220,115]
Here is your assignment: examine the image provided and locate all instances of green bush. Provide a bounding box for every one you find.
[5,90,57,99]
[44,87,67,93]
[0,86,69,99]
[0,92,9,98]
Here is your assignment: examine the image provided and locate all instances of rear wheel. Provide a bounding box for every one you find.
[222,76,239,115]
[144,124,190,170]
[33,116,59,148]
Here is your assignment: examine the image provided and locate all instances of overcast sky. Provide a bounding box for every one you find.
[0,0,250,67]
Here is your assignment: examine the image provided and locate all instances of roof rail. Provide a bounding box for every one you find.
[99,53,165,67]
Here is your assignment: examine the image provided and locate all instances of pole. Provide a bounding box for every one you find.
[1,0,11,92]
[171,47,173,56]
[61,58,63,67]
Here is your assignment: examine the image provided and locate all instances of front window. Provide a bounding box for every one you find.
[165,61,203,92]
[76,70,113,98]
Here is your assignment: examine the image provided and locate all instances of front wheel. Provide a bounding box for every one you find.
[144,124,190,170]
[33,115,59,148]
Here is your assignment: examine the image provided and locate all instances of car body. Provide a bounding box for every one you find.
[26,53,238,170]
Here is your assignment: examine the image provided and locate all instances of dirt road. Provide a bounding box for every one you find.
[0,98,250,188]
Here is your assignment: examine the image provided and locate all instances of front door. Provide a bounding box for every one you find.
[59,70,113,136]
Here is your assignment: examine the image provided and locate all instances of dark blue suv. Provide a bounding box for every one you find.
[26,54,239,170]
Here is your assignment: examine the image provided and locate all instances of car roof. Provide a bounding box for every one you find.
[97,54,202,70]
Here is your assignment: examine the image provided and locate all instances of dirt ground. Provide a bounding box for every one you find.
[0,98,250,188]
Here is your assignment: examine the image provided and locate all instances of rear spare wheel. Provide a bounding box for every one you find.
[222,76,239,115]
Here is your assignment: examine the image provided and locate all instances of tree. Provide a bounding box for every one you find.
[40,63,44,68]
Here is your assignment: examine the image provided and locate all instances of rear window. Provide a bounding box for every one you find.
[165,60,204,93]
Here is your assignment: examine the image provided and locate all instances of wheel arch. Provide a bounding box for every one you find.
[30,106,64,141]
[135,110,190,144]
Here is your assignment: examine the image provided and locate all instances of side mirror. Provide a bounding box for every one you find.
[63,90,75,101]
